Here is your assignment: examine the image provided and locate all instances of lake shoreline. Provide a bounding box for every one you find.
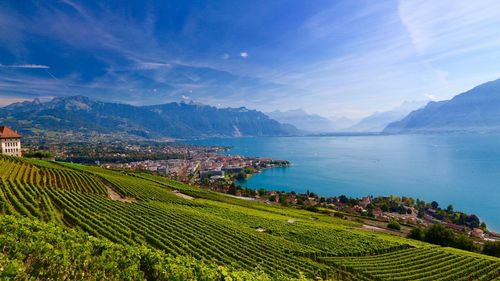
[186,134,500,232]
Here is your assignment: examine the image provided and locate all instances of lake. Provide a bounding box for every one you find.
[187,134,500,231]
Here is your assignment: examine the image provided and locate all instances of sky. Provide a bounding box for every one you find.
[1,0,500,119]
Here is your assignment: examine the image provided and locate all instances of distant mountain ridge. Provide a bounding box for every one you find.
[348,101,427,132]
[385,79,500,133]
[0,96,298,138]
[266,109,337,132]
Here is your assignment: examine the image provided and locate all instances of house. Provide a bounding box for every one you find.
[359,196,371,207]
[372,207,383,217]
[471,228,484,239]
[0,126,22,157]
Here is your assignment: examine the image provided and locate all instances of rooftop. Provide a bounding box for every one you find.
[0,126,21,139]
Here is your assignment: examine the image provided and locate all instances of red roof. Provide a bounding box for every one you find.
[0,126,21,138]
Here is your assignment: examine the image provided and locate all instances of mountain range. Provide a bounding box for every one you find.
[385,79,500,133]
[0,96,298,138]
[348,101,427,132]
[266,109,338,132]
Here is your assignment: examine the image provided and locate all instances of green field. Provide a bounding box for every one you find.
[0,154,498,280]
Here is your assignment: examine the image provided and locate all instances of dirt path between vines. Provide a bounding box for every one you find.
[173,190,194,200]
[362,224,386,232]
[100,179,136,203]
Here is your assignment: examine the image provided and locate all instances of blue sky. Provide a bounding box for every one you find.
[1,0,500,119]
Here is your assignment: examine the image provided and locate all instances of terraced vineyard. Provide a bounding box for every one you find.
[0,154,498,280]
[322,247,500,281]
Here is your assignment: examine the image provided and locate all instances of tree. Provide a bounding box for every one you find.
[446,204,454,213]
[234,172,246,181]
[257,188,266,197]
[339,195,348,204]
[464,214,480,228]
[408,228,425,241]
[381,203,389,212]
[25,150,51,159]
[454,234,475,251]
[417,208,425,219]
[479,222,487,231]
[424,224,454,247]
[482,241,500,258]
[430,201,439,209]
[387,220,401,231]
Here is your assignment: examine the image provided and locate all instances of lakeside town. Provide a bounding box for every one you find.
[101,154,289,184]
[20,133,290,184]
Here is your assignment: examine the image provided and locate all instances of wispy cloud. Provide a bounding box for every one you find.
[0,64,49,69]
[240,52,248,58]
[398,0,500,57]
[135,62,172,70]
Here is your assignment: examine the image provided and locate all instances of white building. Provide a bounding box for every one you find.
[0,126,22,157]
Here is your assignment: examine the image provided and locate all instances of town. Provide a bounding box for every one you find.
[101,154,289,185]
[18,129,290,186]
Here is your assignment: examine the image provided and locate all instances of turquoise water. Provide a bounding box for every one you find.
[187,135,500,231]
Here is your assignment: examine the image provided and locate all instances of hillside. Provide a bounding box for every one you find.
[0,96,298,138]
[0,155,498,280]
[385,79,500,133]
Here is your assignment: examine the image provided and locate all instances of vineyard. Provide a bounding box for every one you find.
[0,154,498,280]
[321,247,500,280]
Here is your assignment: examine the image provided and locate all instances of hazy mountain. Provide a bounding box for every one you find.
[348,101,427,132]
[385,79,500,133]
[0,96,298,138]
[267,109,337,132]
[329,116,358,130]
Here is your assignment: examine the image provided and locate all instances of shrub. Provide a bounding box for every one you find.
[387,220,401,230]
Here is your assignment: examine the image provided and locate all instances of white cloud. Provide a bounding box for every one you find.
[425,94,438,101]
[181,95,190,100]
[0,64,49,69]
[222,53,230,59]
[240,52,248,58]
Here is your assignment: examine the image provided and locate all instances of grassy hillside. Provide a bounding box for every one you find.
[0,154,498,280]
